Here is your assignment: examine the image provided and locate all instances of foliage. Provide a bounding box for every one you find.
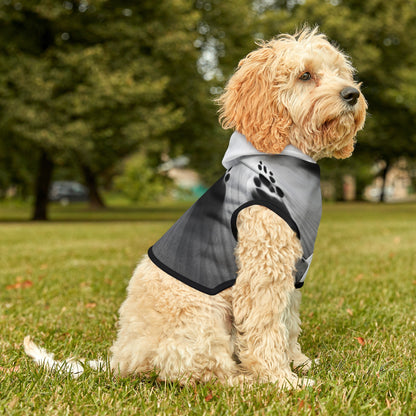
[0,0,200,218]
[1,203,416,414]
[1,0,416,207]
[0,0,258,215]
[0,0,191,169]
[167,0,256,184]
[114,153,171,203]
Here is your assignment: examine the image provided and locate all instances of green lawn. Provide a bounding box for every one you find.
[1,202,415,415]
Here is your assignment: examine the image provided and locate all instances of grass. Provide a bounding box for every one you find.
[1,201,415,415]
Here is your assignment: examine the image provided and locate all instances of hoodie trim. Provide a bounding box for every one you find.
[230,199,300,241]
[148,246,236,295]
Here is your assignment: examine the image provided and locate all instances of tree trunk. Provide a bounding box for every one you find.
[32,150,54,221]
[80,163,106,209]
[379,160,390,203]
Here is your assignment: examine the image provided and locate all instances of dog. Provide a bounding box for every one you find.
[25,27,366,388]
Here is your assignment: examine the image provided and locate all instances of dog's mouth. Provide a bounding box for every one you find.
[320,117,344,134]
[321,118,335,130]
[321,109,361,132]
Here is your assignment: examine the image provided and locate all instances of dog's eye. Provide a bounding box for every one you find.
[299,72,312,81]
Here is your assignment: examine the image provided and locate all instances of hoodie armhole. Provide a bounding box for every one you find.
[230,200,300,241]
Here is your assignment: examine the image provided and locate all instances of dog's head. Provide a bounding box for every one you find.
[218,27,367,160]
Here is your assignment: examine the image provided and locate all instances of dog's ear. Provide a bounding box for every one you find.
[218,45,292,154]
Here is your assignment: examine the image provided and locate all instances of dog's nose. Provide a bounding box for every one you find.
[340,87,360,106]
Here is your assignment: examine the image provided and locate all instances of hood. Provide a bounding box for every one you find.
[222,131,316,169]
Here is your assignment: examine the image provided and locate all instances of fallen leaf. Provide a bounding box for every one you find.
[85,302,97,309]
[204,390,213,402]
[354,274,364,281]
[6,284,17,290]
[6,280,33,290]
[412,281,416,285]
[346,308,353,316]
[355,337,366,346]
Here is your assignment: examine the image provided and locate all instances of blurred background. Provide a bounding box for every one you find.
[0,0,415,220]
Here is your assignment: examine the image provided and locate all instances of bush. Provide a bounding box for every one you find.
[114,153,171,203]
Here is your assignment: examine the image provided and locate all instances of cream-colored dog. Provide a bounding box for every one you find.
[25,28,366,388]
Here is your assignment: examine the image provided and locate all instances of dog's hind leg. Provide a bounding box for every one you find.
[110,258,241,384]
[152,312,240,384]
[232,205,314,388]
[149,285,243,385]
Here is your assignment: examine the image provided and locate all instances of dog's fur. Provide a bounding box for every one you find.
[25,28,366,388]
[109,28,366,387]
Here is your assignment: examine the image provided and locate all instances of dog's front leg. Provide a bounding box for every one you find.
[285,289,316,373]
[232,205,313,388]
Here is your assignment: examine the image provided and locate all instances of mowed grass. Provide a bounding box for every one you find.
[0,202,415,415]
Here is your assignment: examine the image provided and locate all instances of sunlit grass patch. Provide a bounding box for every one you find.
[1,203,415,415]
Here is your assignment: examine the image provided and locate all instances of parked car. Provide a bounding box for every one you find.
[49,181,89,205]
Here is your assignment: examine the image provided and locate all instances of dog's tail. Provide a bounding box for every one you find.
[23,336,106,378]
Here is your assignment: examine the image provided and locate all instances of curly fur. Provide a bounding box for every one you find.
[110,206,314,387]
[25,27,366,389]
[218,27,366,158]
[109,28,366,388]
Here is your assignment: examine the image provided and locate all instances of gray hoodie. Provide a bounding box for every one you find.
[148,132,322,295]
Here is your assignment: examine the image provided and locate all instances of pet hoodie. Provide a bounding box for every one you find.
[148,131,322,295]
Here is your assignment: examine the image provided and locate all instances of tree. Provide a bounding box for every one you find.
[156,0,256,184]
[0,0,257,217]
[0,1,196,219]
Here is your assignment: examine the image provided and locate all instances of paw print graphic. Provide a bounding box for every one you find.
[224,166,232,183]
[253,161,284,197]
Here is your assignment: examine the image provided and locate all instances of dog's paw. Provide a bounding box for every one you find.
[293,355,319,373]
[280,375,315,390]
[299,377,315,388]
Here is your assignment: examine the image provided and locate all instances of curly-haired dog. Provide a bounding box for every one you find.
[25,28,366,388]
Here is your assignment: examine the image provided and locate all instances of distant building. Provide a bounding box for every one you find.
[364,159,414,202]
[159,156,207,199]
